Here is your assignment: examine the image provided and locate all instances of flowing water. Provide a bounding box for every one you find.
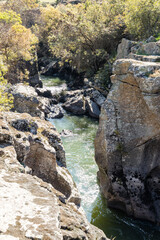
[42,76,160,240]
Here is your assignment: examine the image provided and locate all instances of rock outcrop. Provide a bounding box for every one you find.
[11,83,104,120]
[117,38,160,62]
[62,88,105,118]
[11,84,64,119]
[95,58,160,223]
[0,112,107,240]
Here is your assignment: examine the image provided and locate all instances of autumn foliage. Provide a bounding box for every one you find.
[0,5,38,111]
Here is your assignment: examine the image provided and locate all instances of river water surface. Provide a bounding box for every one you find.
[42,76,160,240]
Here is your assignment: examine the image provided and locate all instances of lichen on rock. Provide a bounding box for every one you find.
[0,111,107,240]
[95,58,160,223]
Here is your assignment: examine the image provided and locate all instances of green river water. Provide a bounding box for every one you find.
[42,76,160,240]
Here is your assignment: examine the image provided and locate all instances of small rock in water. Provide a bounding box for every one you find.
[60,129,74,137]
[48,105,64,119]
[36,87,53,98]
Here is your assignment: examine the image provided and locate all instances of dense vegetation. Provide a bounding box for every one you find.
[0,1,38,110]
[39,0,125,83]
[1,0,160,109]
[38,0,160,83]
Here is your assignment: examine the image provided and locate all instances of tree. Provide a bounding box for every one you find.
[4,0,39,13]
[0,8,38,110]
[0,9,38,82]
[40,1,125,76]
[0,57,13,111]
[0,77,13,111]
[124,0,160,39]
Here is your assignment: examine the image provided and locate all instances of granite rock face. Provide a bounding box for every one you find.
[95,59,160,223]
[116,38,136,59]
[117,38,160,62]
[11,84,45,119]
[62,88,104,118]
[0,112,81,201]
[11,84,64,119]
[0,112,107,240]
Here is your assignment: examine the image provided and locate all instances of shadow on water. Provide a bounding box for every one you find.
[49,109,160,240]
[91,193,160,240]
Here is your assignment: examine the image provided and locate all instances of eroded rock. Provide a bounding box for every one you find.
[1,112,80,203]
[95,59,160,223]
[0,112,108,240]
[62,88,102,118]
[11,84,64,120]
[63,95,86,115]
[117,38,160,61]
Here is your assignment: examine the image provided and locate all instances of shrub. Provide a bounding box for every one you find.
[124,0,160,40]
[39,1,125,76]
[0,9,38,82]
[0,58,13,111]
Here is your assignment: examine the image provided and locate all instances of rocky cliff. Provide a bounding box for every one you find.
[0,111,107,240]
[95,56,160,223]
[117,37,160,62]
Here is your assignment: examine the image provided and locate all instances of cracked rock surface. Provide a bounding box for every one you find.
[95,58,160,223]
[0,112,107,240]
[11,83,64,120]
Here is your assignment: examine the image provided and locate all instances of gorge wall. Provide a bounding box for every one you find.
[95,42,160,224]
[0,111,107,240]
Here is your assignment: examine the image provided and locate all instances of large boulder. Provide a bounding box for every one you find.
[11,84,45,119]
[62,88,106,107]
[116,38,136,59]
[62,88,103,118]
[95,59,160,223]
[11,84,63,120]
[86,97,100,119]
[117,38,160,62]
[63,95,86,115]
[132,40,160,56]
[0,112,107,240]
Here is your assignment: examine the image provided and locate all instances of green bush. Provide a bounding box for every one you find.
[124,0,160,40]
[39,0,125,76]
[94,63,111,89]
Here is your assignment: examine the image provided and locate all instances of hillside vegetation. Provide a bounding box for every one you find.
[1,0,160,109]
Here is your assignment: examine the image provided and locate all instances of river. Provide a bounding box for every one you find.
[42,76,160,240]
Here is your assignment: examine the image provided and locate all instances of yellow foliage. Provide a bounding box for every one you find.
[7,23,38,62]
[0,77,13,111]
[0,57,13,111]
[0,9,38,81]
[0,9,22,24]
[39,1,125,74]
[5,0,39,13]
[124,0,160,39]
